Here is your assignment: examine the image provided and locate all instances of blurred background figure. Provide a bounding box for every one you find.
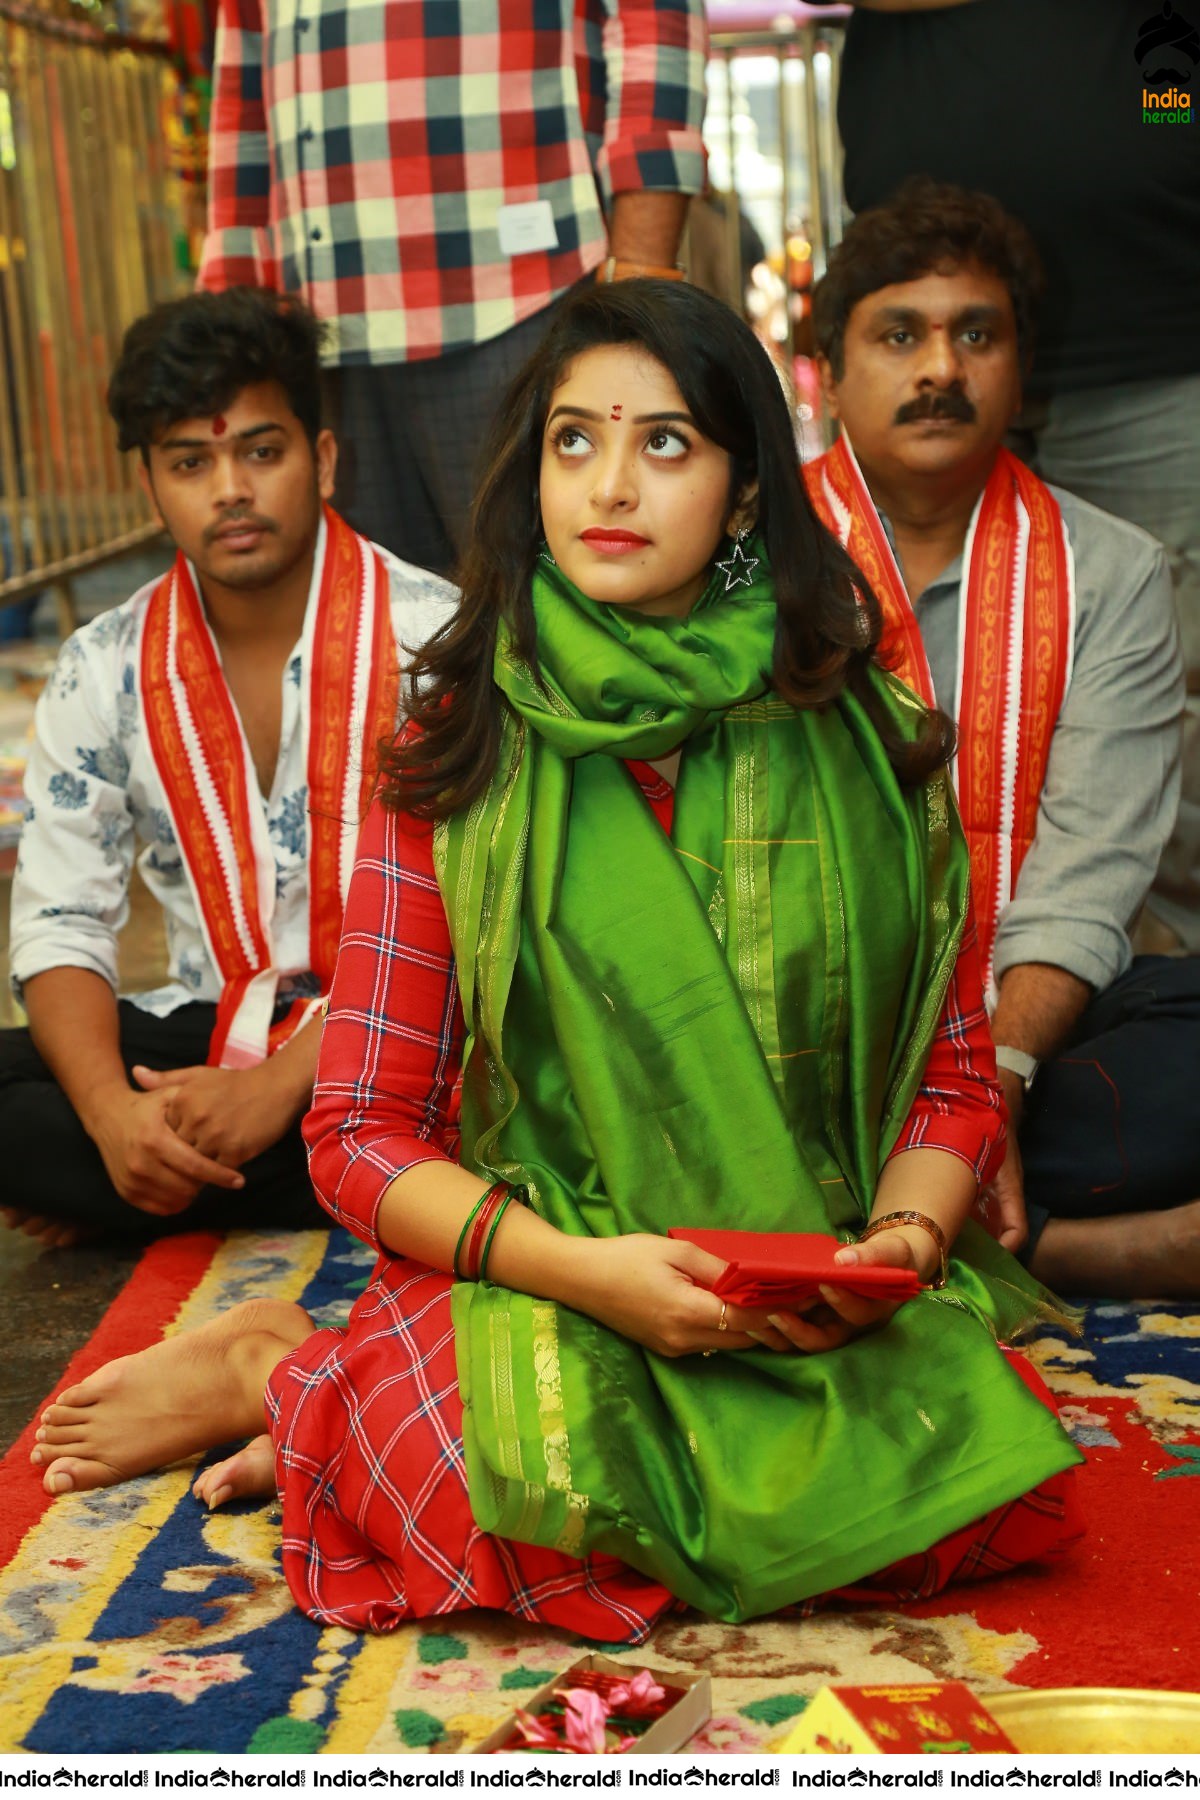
[686,188,767,313]
[198,0,709,575]
[702,3,846,457]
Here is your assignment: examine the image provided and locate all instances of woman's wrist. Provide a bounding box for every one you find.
[546,1232,614,1314]
[483,1205,598,1307]
[885,1224,942,1284]
[859,1209,948,1285]
[869,1149,975,1278]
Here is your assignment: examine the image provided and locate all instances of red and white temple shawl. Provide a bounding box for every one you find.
[804,435,1076,994]
[139,506,398,1067]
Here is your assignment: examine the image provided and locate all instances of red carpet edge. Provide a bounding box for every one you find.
[0,1231,222,1565]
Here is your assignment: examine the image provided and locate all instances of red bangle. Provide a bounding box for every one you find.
[462,1182,509,1281]
[454,1181,506,1279]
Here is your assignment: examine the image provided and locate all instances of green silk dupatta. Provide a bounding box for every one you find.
[439,552,1080,1621]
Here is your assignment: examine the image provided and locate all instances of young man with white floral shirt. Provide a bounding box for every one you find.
[2,288,454,1245]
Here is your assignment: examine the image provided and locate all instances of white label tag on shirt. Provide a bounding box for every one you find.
[497,200,558,257]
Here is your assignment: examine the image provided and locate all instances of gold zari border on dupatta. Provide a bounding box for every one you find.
[466,1298,531,1544]
[706,874,727,945]
[531,1299,591,1556]
[476,722,529,1148]
[730,728,765,1047]
[726,702,822,1078]
[437,715,531,1187]
[486,1299,523,1481]
[442,714,593,1555]
[483,1292,591,1557]
[484,1297,546,1547]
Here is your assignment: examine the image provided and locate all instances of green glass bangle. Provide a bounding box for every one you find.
[479,1183,530,1282]
[478,1183,530,1281]
[453,1184,497,1280]
[477,1194,514,1283]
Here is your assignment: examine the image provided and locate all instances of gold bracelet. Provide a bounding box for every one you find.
[597,256,686,284]
[858,1209,948,1289]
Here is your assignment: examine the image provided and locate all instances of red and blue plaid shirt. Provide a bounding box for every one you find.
[199,0,709,365]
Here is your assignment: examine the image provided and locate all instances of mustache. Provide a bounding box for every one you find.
[205,509,278,545]
[893,389,976,426]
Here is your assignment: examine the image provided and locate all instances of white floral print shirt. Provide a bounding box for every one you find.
[9,529,456,1015]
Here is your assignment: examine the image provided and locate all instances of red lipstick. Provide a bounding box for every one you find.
[579,528,650,553]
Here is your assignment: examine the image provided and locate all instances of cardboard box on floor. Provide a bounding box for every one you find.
[777,1683,1018,1754]
[477,1654,712,1754]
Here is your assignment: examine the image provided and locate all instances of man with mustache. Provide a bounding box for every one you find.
[1,287,454,1246]
[806,0,1200,961]
[807,181,1199,1297]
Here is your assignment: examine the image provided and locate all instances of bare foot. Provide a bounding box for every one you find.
[31,1297,311,1498]
[1030,1197,1200,1297]
[193,1432,277,1510]
[0,1208,93,1251]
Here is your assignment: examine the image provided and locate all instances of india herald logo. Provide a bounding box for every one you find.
[1137,1,1197,118]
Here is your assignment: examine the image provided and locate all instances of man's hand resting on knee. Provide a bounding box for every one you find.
[129,1011,322,1182]
[90,1080,244,1216]
[132,1059,303,1173]
[23,968,320,1221]
[23,967,246,1219]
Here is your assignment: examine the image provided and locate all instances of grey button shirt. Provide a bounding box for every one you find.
[907,485,1183,995]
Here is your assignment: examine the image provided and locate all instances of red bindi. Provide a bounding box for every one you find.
[610,405,622,420]
[212,415,227,436]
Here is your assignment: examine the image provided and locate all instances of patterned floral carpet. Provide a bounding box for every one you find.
[1,1227,1197,1754]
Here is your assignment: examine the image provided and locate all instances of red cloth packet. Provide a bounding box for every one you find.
[667,1228,921,1307]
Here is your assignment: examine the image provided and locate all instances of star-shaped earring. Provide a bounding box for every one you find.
[716,530,759,593]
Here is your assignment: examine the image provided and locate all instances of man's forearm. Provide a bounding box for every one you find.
[607,191,689,269]
[991,962,1092,1062]
[991,962,1092,1129]
[24,967,129,1137]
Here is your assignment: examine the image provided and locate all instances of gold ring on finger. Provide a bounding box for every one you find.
[717,1301,728,1333]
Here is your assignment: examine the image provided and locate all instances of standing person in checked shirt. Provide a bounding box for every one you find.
[197,0,709,575]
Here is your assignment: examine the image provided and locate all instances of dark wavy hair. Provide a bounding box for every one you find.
[383,278,953,818]
[107,286,325,457]
[813,177,1045,379]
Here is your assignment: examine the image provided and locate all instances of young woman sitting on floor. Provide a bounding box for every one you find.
[30,281,1082,1639]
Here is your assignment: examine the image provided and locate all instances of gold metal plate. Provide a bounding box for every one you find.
[986,1688,1200,1755]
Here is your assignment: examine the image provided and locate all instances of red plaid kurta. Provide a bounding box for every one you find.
[273,768,1078,1637]
[199,0,708,365]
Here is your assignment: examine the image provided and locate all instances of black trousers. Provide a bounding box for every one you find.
[324,300,564,575]
[1021,955,1200,1252]
[0,1001,326,1238]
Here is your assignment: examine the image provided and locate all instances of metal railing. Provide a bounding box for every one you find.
[706,18,846,372]
[0,0,190,611]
